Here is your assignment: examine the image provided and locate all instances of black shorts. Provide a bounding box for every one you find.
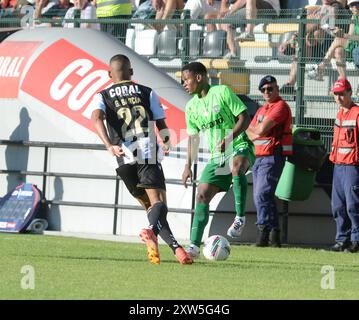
[116,163,166,197]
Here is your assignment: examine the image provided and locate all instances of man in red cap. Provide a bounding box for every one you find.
[329,78,359,253]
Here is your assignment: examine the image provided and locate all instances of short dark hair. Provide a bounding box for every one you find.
[181,62,207,76]
[110,54,130,65]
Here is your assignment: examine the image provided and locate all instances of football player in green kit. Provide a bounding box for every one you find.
[181,62,255,259]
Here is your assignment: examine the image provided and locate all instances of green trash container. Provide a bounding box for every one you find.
[275,127,327,201]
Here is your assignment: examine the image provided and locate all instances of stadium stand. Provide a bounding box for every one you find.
[157,28,177,57]
[202,29,226,57]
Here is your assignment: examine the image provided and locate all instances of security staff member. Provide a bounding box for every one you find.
[246,75,292,248]
[96,0,132,42]
[329,78,359,253]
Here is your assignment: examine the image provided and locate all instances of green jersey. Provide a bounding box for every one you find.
[185,85,253,159]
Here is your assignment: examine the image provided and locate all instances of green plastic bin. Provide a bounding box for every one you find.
[275,127,326,201]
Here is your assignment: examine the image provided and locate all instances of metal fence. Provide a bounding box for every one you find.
[1,7,357,151]
[0,140,196,235]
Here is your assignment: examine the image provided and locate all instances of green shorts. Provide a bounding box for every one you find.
[199,146,255,192]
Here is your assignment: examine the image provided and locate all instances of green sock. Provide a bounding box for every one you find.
[232,175,247,218]
[190,203,209,247]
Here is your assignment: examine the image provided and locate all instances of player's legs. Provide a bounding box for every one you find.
[135,192,183,256]
[138,163,192,264]
[186,182,220,260]
[116,164,159,264]
[231,155,250,218]
[190,183,220,247]
[186,159,230,259]
[227,146,255,238]
[144,188,192,264]
[226,156,250,238]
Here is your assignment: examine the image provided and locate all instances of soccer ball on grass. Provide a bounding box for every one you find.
[202,235,231,261]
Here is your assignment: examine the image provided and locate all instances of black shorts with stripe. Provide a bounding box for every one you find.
[116,163,166,197]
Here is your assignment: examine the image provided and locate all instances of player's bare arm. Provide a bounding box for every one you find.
[155,118,171,152]
[91,109,125,157]
[182,134,200,188]
[218,110,251,153]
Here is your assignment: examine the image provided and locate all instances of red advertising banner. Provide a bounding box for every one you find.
[0,41,41,98]
[21,39,186,144]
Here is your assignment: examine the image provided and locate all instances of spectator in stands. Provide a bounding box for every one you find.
[132,0,156,19]
[130,0,139,11]
[184,0,220,19]
[63,0,99,29]
[14,0,35,10]
[183,0,221,32]
[34,0,72,25]
[152,0,184,32]
[307,0,359,82]
[13,0,35,19]
[1,0,16,8]
[0,0,17,20]
[219,0,280,59]
[329,78,359,253]
[278,31,299,94]
[352,44,359,68]
[96,0,132,42]
[246,75,292,247]
[279,0,348,94]
[34,0,57,19]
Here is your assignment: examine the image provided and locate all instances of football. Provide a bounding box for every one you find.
[203,235,231,261]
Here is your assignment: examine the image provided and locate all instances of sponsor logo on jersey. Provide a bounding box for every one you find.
[212,105,220,113]
[201,116,224,129]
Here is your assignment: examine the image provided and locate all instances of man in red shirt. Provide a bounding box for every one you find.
[329,78,359,253]
[246,75,292,247]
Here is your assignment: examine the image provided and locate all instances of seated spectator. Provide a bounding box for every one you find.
[1,0,16,9]
[308,0,358,81]
[152,0,184,32]
[278,31,299,94]
[34,0,72,25]
[96,0,132,42]
[15,0,35,10]
[237,0,280,41]
[183,0,221,32]
[43,0,72,18]
[0,0,17,21]
[63,0,99,29]
[279,0,348,94]
[352,45,359,68]
[14,0,35,19]
[132,0,156,19]
[219,0,280,59]
[34,0,57,19]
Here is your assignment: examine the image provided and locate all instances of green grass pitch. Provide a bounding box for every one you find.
[1,233,358,300]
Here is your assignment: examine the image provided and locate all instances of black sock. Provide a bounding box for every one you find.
[147,202,164,235]
[147,202,180,253]
[159,221,181,254]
